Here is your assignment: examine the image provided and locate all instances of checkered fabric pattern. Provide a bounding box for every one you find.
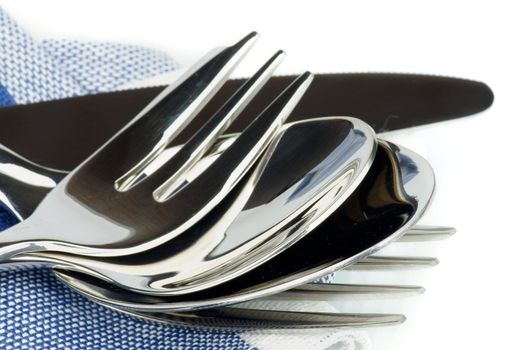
[0,7,369,349]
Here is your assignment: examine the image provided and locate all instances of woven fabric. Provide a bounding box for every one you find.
[0,267,250,350]
[40,40,178,94]
[0,7,368,349]
[0,9,178,105]
[0,85,14,106]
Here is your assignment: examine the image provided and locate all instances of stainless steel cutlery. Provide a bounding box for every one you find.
[0,32,477,328]
[0,72,493,172]
[10,116,375,296]
[0,130,447,327]
[1,32,306,259]
[46,140,435,312]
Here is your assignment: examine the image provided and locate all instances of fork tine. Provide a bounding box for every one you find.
[152,51,286,200]
[268,283,425,301]
[197,308,406,328]
[152,72,313,207]
[398,225,456,242]
[111,32,258,191]
[131,308,407,328]
[344,256,439,271]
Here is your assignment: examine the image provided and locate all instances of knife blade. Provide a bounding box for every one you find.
[0,73,493,170]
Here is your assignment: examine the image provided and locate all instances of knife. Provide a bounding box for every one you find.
[0,73,493,170]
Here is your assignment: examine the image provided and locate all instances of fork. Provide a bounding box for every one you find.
[49,226,450,329]
[1,130,453,325]
[0,108,454,328]
[0,33,452,327]
[0,137,453,329]
[0,146,453,329]
[0,32,316,260]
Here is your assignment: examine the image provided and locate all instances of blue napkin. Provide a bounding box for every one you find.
[0,7,369,349]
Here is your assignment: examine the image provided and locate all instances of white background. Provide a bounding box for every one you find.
[2,1,527,348]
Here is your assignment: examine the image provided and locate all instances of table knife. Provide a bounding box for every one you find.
[0,73,493,170]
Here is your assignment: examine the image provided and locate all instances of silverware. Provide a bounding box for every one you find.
[0,124,425,328]
[99,303,407,329]
[0,126,449,291]
[0,34,462,326]
[0,132,453,247]
[0,33,315,259]
[0,73,493,171]
[116,49,285,195]
[347,256,439,270]
[48,140,434,312]
[0,122,446,327]
[395,225,455,242]
[16,116,375,295]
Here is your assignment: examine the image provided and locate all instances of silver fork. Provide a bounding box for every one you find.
[0,32,315,259]
[0,36,451,326]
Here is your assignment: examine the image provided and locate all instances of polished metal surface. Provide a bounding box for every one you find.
[265,283,425,301]
[397,225,456,242]
[0,134,234,224]
[0,133,453,244]
[0,125,444,301]
[0,122,440,324]
[345,256,439,271]
[121,50,285,197]
[17,116,375,295]
[0,33,318,260]
[0,72,494,172]
[50,140,435,312]
[0,135,451,243]
[0,144,66,220]
[0,33,462,329]
[0,138,414,327]
[104,303,406,329]
[0,139,446,300]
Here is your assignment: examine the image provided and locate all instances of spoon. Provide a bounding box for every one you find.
[13,117,375,295]
[49,139,434,311]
